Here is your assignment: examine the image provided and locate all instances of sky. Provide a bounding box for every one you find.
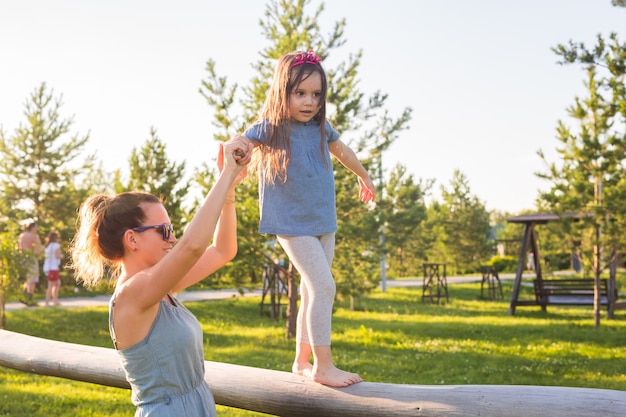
[0,0,624,214]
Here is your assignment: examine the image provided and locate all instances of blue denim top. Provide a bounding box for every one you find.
[244,119,340,236]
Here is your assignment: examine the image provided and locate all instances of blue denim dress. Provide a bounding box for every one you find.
[244,119,340,236]
[109,295,216,416]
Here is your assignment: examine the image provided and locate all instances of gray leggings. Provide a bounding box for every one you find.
[277,234,335,346]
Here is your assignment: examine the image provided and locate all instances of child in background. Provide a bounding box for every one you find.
[43,231,63,306]
[237,50,376,387]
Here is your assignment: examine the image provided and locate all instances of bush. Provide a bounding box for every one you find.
[487,255,518,273]
[543,252,571,271]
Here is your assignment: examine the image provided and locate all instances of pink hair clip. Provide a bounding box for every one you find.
[292,50,322,67]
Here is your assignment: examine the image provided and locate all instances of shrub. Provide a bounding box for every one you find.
[487,255,518,272]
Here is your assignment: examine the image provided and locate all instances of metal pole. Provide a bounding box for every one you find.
[378,149,386,292]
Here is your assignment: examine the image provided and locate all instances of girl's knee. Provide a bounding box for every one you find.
[318,280,336,299]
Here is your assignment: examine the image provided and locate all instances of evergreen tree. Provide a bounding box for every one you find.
[434,170,492,275]
[0,82,96,240]
[382,164,432,278]
[114,127,191,230]
[539,32,626,326]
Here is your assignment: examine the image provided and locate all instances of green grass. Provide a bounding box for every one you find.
[1,281,625,416]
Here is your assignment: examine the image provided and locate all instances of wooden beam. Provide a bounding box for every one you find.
[1,330,625,417]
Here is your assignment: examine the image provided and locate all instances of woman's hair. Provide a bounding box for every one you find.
[45,231,59,246]
[69,191,161,287]
[255,50,329,184]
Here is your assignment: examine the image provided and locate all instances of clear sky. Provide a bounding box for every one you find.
[1,0,624,213]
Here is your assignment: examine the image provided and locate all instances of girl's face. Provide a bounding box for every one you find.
[288,71,322,123]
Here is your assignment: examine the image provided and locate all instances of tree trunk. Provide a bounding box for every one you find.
[1,329,625,417]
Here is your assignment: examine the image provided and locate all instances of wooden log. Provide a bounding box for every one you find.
[1,329,625,417]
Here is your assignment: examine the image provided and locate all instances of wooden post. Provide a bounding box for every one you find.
[1,330,625,417]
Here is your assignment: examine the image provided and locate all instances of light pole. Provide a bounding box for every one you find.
[377,147,387,293]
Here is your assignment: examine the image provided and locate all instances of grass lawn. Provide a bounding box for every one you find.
[1,281,625,416]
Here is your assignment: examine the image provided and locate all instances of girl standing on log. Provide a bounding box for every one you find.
[70,138,251,416]
[236,50,376,387]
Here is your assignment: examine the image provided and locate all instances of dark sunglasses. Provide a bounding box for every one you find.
[122,224,174,241]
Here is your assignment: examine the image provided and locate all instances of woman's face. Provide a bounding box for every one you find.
[133,202,176,264]
[289,71,322,123]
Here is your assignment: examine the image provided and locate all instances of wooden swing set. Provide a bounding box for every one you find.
[506,213,626,318]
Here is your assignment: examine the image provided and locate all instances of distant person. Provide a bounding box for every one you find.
[236,50,376,387]
[43,231,63,306]
[69,139,251,417]
[572,250,581,273]
[527,252,535,271]
[18,222,43,306]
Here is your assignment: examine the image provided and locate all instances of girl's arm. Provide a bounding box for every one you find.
[329,139,376,203]
[234,133,260,149]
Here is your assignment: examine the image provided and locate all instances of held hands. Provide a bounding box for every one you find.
[218,136,254,184]
[231,134,253,165]
[358,176,376,203]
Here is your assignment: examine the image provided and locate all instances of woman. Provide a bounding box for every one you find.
[70,138,252,416]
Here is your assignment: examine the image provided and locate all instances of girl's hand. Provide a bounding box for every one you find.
[358,176,376,203]
[231,134,254,165]
[218,138,252,184]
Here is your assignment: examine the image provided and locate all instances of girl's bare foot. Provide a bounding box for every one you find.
[292,361,314,378]
[311,365,362,387]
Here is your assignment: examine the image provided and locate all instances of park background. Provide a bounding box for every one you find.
[1,1,626,416]
[0,0,626,303]
[0,0,625,296]
[1,0,624,214]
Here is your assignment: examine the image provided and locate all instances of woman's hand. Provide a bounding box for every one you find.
[218,137,253,184]
[231,134,253,165]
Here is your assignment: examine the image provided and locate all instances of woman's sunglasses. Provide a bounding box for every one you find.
[122,224,174,241]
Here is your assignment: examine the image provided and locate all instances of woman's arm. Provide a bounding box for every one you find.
[121,139,250,307]
[172,143,250,292]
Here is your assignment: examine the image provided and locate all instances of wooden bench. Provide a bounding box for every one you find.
[533,278,616,311]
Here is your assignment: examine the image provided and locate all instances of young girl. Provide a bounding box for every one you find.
[238,50,376,387]
[43,231,63,306]
[70,138,251,416]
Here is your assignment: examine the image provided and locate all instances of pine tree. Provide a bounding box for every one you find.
[114,127,191,230]
[539,32,626,326]
[0,83,96,239]
[435,170,492,275]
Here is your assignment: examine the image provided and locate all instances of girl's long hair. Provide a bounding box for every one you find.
[254,50,328,184]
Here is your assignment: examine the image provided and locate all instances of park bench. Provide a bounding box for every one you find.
[533,278,618,311]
